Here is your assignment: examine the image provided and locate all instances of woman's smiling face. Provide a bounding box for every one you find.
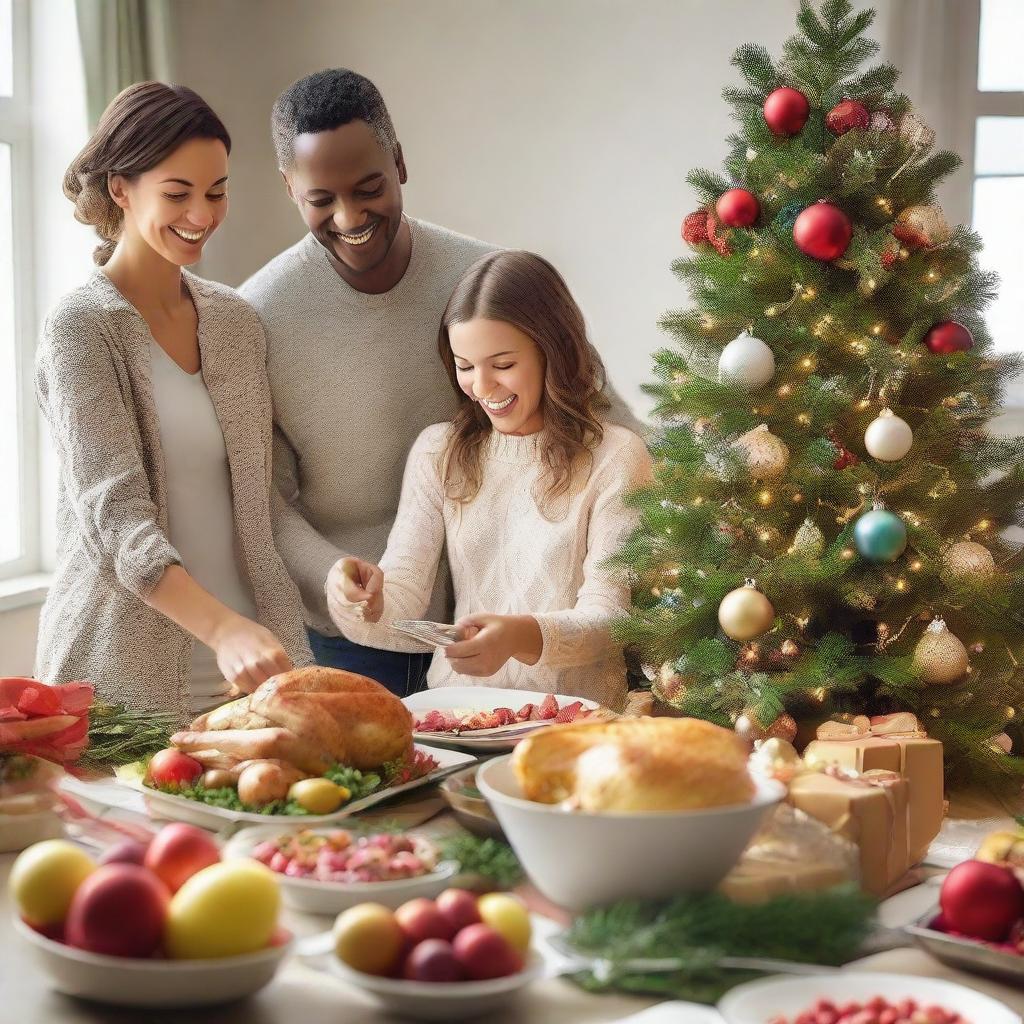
[110,137,229,266]
[449,318,547,436]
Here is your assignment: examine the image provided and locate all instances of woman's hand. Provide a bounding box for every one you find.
[326,556,384,625]
[209,615,293,693]
[444,614,543,677]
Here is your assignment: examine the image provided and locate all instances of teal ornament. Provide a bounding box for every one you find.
[853,506,907,563]
[774,202,806,234]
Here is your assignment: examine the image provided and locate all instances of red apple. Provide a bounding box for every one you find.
[452,923,523,980]
[99,839,150,866]
[394,897,455,944]
[148,748,203,787]
[940,859,1024,941]
[144,823,220,893]
[402,938,464,982]
[65,864,170,958]
[435,888,481,933]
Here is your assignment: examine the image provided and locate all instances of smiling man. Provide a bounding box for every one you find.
[241,68,640,696]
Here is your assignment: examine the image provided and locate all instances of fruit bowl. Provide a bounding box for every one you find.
[477,754,784,910]
[327,951,545,1021]
[716,971,1019,1024]
[14,915,292,1008]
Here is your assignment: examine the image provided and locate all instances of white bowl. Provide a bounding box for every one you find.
[718,971,1020,1024]
[223,825,459,914]
[328,951,544,1021]
[476,755,784,910]
[14,915,292,1008]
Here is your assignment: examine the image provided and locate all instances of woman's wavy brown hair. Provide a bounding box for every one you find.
[437,250,609,514]
[64,81,231,265]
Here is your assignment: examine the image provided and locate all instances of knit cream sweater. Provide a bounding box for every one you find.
[333,422,652,709]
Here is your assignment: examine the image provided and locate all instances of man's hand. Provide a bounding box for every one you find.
[326,556,384,625]
[443,614,542,677]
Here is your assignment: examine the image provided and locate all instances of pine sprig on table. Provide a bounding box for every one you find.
[439,834,524,888]
[565,885,877,1003]
[78,700,176,770]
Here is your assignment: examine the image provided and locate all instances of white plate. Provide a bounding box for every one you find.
[404,687,600,752]
[326,950,545,1021]
[223,824,459,914]
[717,971,1020,1024]
[14,915,291,1008]
[104,744,474,831]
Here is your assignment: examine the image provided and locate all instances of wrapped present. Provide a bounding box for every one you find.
[803,712,943,864]
[787,768,910,896]
[718,804,859,904]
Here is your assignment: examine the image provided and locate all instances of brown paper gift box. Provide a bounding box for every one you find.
[803,735,943,863]
[787,771,911,896]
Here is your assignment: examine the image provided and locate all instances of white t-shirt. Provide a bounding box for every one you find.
[149,340,258,711]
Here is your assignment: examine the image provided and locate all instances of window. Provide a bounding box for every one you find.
[970,0,1024,398]
[0,0,37,579]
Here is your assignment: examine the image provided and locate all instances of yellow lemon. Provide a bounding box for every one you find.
[10,840,96,926]
[165,861,279,959]
[289,777,346,815]
[477,892,532,952]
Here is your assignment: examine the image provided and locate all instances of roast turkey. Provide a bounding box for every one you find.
[170,667,414,777]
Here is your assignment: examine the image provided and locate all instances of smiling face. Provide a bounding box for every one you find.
[109,137,228,266]
[449,318,547,436]
[282,119,407,289]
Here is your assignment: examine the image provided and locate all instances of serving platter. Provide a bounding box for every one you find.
[403,687,601,752]
[65,744,474,831]
[905,904,1024,985]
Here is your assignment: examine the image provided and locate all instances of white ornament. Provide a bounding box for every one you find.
[719,331,776,390]
[864,408,913,462]
[731,424,790,480]
[746,147,758,162]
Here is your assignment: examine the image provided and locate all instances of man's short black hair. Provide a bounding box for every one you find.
[271,68,398,168]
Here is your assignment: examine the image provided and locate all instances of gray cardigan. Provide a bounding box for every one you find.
[34,269,311,725]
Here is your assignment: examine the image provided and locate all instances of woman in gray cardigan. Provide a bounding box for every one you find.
[35,82,310,724]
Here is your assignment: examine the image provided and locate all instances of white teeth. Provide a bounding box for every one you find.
[482,395,515,410]
[337,223,376,245]
[170,226,204,242]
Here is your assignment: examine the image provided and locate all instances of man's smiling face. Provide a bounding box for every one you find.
[283,119,407,283]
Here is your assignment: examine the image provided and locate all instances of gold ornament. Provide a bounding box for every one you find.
[943,540,997,581]
[780,639,799,658]
[792,517,825,556]
[750,737,803,782]
[731,424,790,480]
[892,204,951,250]
[653,662,691,704]
[913,617,969,684]
[718,578,776,641]
[766,712,798,743]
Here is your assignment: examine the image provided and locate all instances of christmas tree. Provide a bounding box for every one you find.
[616,0,1024,791]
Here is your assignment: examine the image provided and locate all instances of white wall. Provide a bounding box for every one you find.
[0,0,985,670]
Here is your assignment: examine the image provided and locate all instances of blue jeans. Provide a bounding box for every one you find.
[307,630,430,698]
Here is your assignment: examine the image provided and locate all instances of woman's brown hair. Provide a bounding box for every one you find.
[64,82,231,265]
[437,250,609,513]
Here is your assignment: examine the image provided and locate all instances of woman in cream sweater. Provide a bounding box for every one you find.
[328,250,651,710]
[35,83,309,723]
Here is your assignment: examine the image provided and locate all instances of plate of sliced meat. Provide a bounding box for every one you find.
[403,688,612,751]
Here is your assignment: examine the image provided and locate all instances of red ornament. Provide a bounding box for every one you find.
[763,87,810,136]
[828,430,859,470]
[716,188,760,228]
[793,201,853,261]
[940,860,1024,942]
[881,249,898,269]
[681,209,709,247]
[924,321,974,355]
[826,99,870,135]
[705,209,732,257]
